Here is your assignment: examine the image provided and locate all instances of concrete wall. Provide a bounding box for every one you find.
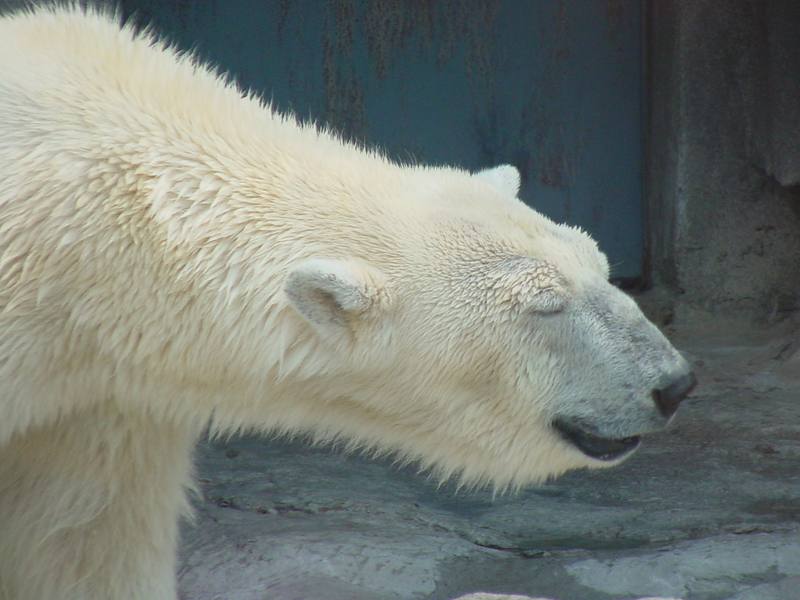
[646,0,800,329]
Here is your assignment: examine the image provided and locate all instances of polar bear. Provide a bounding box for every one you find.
[0,6,696,600]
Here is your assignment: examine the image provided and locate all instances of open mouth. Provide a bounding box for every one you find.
[553,418,641,462]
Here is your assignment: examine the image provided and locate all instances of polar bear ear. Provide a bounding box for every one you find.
[474,164,521,196]
[284,258,387,337]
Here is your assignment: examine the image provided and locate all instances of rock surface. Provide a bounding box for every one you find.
[178,330,800,600]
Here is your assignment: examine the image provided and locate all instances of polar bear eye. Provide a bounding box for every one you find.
[528,289,566,314]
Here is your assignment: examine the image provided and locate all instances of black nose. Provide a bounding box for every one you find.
[652,372,697,418]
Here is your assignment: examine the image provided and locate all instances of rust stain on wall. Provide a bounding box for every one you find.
[603,0,625,48]
[280,0,500,140]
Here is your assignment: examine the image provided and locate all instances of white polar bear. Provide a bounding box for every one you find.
[0,6,696,600]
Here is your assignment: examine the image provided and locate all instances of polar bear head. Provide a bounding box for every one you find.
[280,164,695,489]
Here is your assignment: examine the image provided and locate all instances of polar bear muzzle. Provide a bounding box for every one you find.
[553,370,697,461]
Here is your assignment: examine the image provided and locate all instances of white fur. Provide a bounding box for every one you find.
[474,164,522,197]
[284,258,390,341]
[0,6,692,600]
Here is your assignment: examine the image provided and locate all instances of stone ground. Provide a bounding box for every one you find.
[177,325,800,600]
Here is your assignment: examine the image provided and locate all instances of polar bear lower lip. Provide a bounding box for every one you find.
[552,418,641,461]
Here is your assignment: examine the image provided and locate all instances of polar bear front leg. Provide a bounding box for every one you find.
[0,406,199,600]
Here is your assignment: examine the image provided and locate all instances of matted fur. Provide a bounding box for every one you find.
[0,5,692,600]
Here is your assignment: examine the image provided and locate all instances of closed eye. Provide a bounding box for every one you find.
[529,289,566,314]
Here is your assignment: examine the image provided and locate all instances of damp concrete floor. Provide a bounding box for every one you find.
[177,327,800,600]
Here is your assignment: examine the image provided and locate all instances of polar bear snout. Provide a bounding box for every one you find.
[547,284,697,464]
[652,371,698,418]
